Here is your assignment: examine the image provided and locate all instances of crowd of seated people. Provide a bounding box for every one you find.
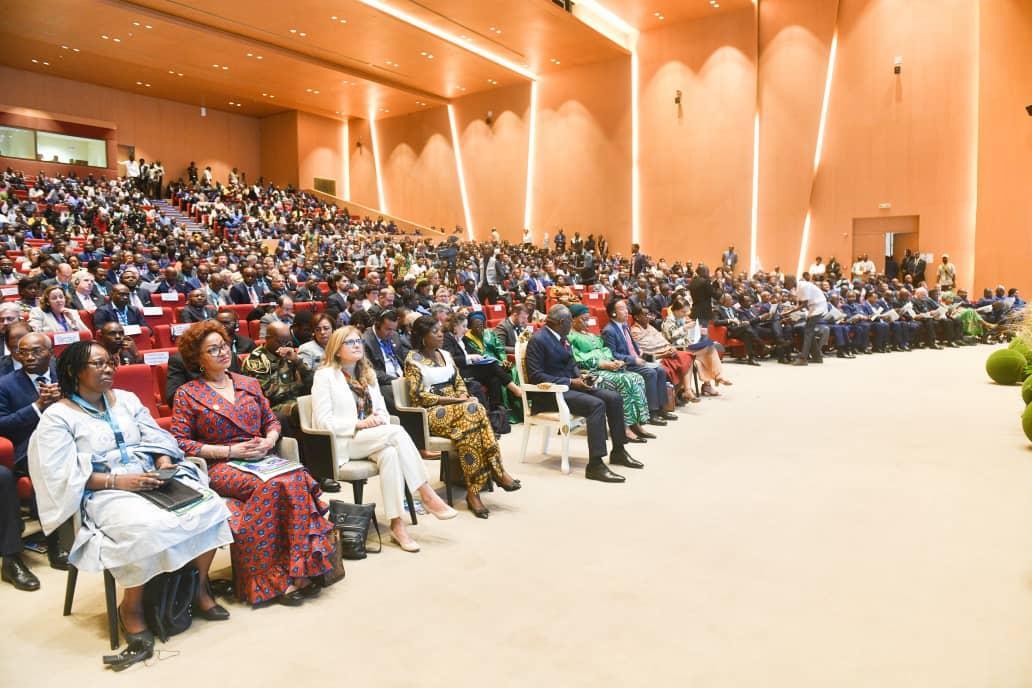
[0,167,1025,666]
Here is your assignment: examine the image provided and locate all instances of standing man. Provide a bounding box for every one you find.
[721,244,738,273]
[785,274,827,365]
[937,254,957,292]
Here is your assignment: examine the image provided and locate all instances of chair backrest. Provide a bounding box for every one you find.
[513,328,533,389]
[391,376,410,407]
[297,395,314,431]
[78,309,94,332]
[247,319,262,341]
[142,306,174,327]
[219,304,254,320]
[47,329,92,356]
[113,364,162,418]
[149,291,185,307]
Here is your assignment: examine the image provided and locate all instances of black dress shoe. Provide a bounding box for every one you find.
[277,590,305,607]
[632,427,656,439]
[466,498,490,519]
[746,359,761,366]
[624,435,647,444]
[610,450,644,469]
[659,411,679,421]
[585,462,626,483]
[194,603,231,621]
[298,582,322,598]
[646,417,667,427]
[319,478,341,493]
[1,556,40,591]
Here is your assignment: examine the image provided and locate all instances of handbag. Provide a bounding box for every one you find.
[136,478,204,511]
[143,565,199,642]
[327,500,381,560]
[316,529,347,587]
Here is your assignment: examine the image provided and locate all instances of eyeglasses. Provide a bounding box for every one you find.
[0,315,19,324]
[314,325,334,333]
[342,338,363,346]
[204,343,230,357]
[86,358,115,370]
[17,347,48,358]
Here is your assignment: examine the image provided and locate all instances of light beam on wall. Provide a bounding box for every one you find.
[631,49,641,246]
[342,119,351,201]
[523,80,540,232]
[750,112,760,274]
[797,30,838,277]
[448,104,475,241]
[368,109,387,212]
[356,0,537,80]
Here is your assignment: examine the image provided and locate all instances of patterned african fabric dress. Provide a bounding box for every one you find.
[404,349,505,496]
[170,373,332,605]
[630,322,694,387]
[566,329,650,426]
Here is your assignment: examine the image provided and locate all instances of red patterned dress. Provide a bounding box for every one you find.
[170,373,332,604]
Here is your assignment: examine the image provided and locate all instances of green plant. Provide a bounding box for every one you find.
[1023,402,1032,442]
[986,349,1027,385]
[1023,377,1032,405]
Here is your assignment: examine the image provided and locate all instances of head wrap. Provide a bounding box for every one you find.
[467,310,486,322]
[569,304,589,317]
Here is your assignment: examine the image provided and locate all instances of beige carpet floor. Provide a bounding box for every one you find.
[4,344,1032,687]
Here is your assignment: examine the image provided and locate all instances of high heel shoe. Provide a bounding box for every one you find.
[105,608,154,672]
[390,534,421,553]
[497,478,522,492]
[466,497,490,519]
[426,502,458,520]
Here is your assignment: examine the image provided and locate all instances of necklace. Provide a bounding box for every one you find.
[206,376,232,389]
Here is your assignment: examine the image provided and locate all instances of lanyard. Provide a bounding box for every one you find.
[71,393,132,466]
[116,305,129,325]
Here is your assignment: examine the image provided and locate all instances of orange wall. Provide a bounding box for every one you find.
[0,66,259,186]
[348,118,379,209]
[297,112,346,195]
[974,0,1032,298]
[259,111,298,188]
[807,0,980,290]
[375,107,465,230]
[756,0,838,275]
[638,7,757,269]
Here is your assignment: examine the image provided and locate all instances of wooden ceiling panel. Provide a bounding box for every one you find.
[595,0,755,30]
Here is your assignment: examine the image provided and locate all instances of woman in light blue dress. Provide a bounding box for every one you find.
[29,341,233,652]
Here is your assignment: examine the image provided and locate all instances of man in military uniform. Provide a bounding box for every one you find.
[241,321,312,438]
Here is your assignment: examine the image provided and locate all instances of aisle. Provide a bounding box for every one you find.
[5,345,1032,687]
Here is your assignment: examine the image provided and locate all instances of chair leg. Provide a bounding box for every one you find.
[441,452,453,506]
[520,423,532,463]
[63,565,78,616]
[103,570,119,650]
[352,480,365,504]
[561,433,571,475]
[404,484,417,526]
[541,427,550,455]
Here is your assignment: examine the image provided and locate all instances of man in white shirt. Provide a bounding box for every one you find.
[787,274,828,365]
[120,156,140,190]
[808,256,826,277]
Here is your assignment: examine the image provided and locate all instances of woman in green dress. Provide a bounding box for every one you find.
[462,310,523,418]
[566,304,654,443]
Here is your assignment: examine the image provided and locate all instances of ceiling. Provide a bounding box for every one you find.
[594,0,755,30]
[0,0,627,122]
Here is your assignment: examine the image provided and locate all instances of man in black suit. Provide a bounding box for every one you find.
[229,267,265,305]
[689,265,719,326]
[493,304,527,355]
[215,311,256,356]
[362,309,409,412]
[92,284,149,332]
[0,332,66,582]
[325,273,350,315]
[524,305,642,483]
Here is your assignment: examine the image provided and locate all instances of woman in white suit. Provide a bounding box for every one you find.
[28,284,89,334]
[311,326,456,552]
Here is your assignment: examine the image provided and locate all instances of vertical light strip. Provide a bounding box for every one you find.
[368,110,387,212]
[341,119,350,201]
[523,81,540,232]
[749,112,760,273]
[797,29,839,276]
[631,49,641,246]
[447,104,475,241]
[965,4,980,294]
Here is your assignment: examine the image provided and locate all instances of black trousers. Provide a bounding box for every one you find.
[561,388,626,461]
[801,315,824,361]
[727,324,760,359]
[0,465,22,557]
[467,361,512,410]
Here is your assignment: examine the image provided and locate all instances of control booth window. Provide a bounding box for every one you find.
[35,130,107,167]
[0,126,36,161]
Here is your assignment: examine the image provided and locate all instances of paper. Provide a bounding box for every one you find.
[826,306,846,323]
[227,455,301,482]
[53,332,80,346]
[143,351,170,365]
[880,309,900,323]
[975,304,993,314]
[170,323,190,336]
[143,306,164,316]
[160,292,179,302]
[0,286,17,297]
[123,324,142,336]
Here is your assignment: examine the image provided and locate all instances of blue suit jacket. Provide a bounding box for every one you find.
[525,327,580,387]
[0,363,56,464]
[601,321,640,365]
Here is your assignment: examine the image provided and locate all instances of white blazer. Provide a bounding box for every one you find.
[311,367,390,466]
[28,307,89,334]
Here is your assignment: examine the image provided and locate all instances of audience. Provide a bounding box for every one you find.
[28,284,89,333]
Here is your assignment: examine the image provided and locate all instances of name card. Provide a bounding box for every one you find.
[144,351,170,365]
[123,324,143,336]
[171,323,191,336]
[0,286,17,296]
[470,305,483,312]
[586,292,601,301]
[587,318,597,327]
[53,332,80,346]
[143,306,164,316]
[160,292,179,302]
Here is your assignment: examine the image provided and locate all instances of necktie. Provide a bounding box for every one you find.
[621,324,637,356]
[248,287,258,304]
[35,375,47,392]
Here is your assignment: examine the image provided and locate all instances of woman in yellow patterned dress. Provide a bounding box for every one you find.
[404,316,521,519]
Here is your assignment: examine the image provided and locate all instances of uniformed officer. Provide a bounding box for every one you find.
[241,321,313,437]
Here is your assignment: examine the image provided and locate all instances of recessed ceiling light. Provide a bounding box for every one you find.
[416,101,426,106]
[289,28,297,33]
[269,95,275,99]
[550,58,561,64]
[313,90,319,94]
[222,66,229,70]
[145,24,152,29]
[299,32,307,37]
[133,21,140,26]
[72,48,80,52]
[168,69,175,74]
[487,79,498,85]
[145,83,151,87]
[256,55,263,60]
[246,52,252,57]
[136,80,142,85]
[61,45,68,50]
[101,34,109,39]
[213,64,220,68]
[112,38,121,43]
[177,72,183,76]
[31,59,38,64]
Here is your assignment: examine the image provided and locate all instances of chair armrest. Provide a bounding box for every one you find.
[521,382,569,393]
[277,437,300,463]
[184,456,208,474]
[393,405,431,450]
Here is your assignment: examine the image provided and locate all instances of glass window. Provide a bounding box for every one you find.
[0,126,36,161]
[35,131,107,167]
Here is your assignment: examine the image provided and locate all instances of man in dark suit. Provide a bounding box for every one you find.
[215,311,256,357]
[602,299,677,424]
[152,266,192,296]
[712,294,762,365]
[493,305,527,355]
[229,267,265,305]
[0,332,67,579]
[179,288,219,323]
[455,279,482,309]
[92,284,149,332]
[525,305,641,483]
[362,309,409,412]
[721,244,738,272]
[325,274,350,315]
[688,265,719,326]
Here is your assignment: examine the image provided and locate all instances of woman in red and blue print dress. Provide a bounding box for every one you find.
[170,321,332,606]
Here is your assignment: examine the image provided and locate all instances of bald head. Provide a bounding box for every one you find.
[546,304,573,336]
[265,321,290,348]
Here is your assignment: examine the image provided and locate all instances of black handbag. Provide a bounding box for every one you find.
[327,500,381,560]
[143,565,199,642]
[317,529,347,588]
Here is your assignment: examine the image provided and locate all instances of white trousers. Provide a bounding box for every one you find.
[346,424,429,520]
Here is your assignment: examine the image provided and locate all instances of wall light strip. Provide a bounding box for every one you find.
[356,0,537,80]
[523,81,540,232]
[797,29,839,276]
[750,112,760,274]
[368,110,387,212]
[630,50,641,246]
[342,119,351,201]
[448,104,475,240]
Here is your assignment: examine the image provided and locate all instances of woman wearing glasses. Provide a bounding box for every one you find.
[312,327,457,552]
[29,341,232,664]
[169,321,333,607]
[298,312,335,370]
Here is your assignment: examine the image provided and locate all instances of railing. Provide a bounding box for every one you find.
[304,189,447,237]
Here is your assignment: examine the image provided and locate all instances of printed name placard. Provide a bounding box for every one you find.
[0,286,17,296]
[160,292,179,302]
[144,351,170,365]
[170,323,190,336]
[143,306,164,316]
[53,332,80,346]
[123,324,143,336]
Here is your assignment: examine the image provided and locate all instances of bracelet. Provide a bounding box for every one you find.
[108,474,116,490]
[227,444,232,459]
